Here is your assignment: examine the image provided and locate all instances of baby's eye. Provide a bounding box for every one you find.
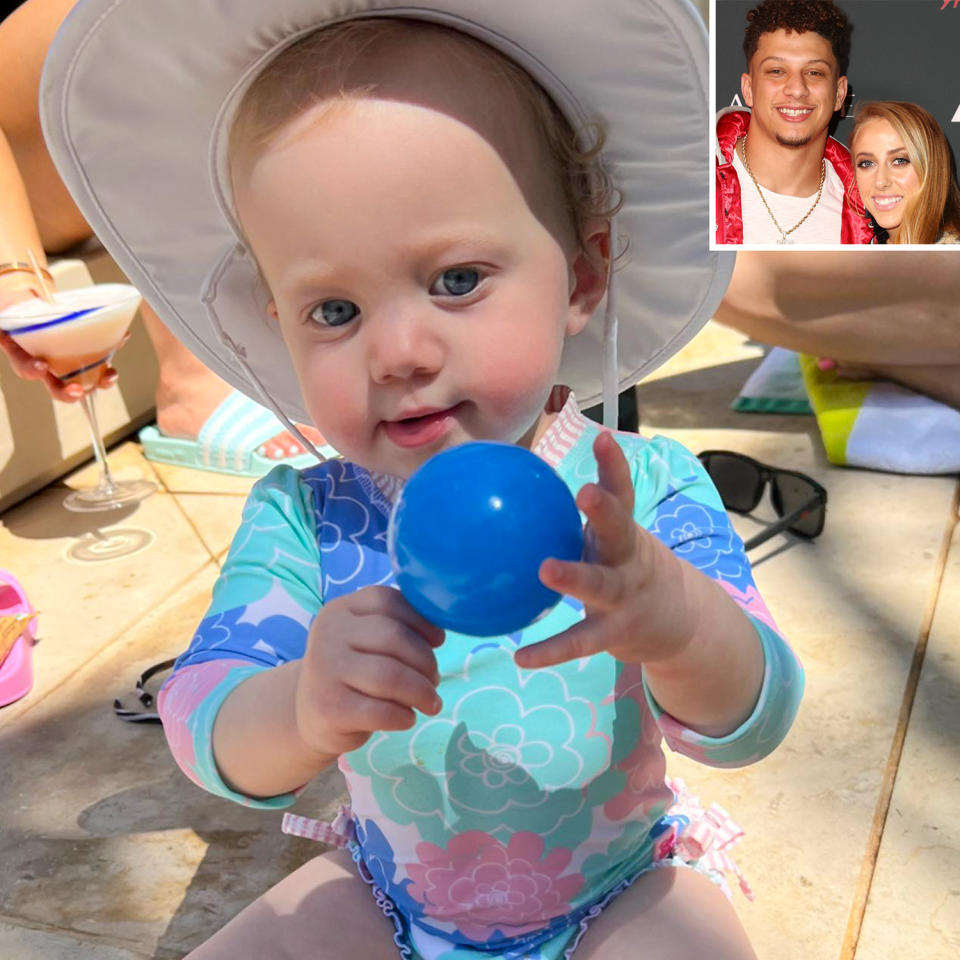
[308,299,359,327]
[430,267,481,297]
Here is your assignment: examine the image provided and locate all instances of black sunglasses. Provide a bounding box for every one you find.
[697,451,827,552]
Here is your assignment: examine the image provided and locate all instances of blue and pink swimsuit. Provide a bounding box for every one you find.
[159,391,803,959]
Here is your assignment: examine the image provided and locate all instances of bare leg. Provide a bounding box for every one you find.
[715,251,960,411]
[826,362,960,410]
[573,866,757,960]
[0,0,326,458]
[185,849,403,960]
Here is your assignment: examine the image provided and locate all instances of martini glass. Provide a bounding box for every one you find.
[0,283,157,512]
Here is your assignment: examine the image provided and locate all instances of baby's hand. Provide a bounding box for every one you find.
[515,431,698,670]
[295,586,444,758]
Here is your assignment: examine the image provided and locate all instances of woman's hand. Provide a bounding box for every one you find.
[294,586,445,758]
[0,281,119,400]
[515,431,699,670]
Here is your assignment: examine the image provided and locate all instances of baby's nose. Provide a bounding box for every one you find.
[368,311,444,382]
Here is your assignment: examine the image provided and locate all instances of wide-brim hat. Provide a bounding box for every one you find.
[40,0,732,429]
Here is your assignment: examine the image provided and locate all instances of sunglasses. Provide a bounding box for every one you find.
[697,451,827,552]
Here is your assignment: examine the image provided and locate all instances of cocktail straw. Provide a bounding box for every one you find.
[27,249,56,304]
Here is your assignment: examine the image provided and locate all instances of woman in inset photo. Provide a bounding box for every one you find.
[850,100,960,244]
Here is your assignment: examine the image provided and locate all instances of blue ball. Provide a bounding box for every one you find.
[388,442,584,636]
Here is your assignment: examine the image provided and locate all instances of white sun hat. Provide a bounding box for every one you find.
[40,0,732,433]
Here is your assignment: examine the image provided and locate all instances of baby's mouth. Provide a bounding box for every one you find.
[382,403,463,448]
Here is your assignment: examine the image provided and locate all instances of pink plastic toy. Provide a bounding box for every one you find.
[0,571,36,707]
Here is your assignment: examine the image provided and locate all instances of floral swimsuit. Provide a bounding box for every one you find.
[158,392,803,959]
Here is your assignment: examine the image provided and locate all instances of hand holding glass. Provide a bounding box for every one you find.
[0,284,157,511]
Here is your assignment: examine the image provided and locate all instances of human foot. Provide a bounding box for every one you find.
[155,376,328,460]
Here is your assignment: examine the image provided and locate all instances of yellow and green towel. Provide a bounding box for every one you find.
[733,347,960,475]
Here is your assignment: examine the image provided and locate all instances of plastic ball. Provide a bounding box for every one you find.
[388,442,584,636]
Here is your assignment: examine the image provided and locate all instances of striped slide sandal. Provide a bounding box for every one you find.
[138,390,339,477]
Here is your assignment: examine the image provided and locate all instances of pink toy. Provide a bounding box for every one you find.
[0,571,36,707]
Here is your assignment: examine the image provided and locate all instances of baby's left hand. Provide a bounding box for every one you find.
[515,431,699,670]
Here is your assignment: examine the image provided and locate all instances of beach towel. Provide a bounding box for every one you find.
[733,349,960,475]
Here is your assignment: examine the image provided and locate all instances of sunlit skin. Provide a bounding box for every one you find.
[235,97,601,481]
[852,118,922,241]
[740,29,847,196]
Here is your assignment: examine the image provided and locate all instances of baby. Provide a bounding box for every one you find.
[40,9,803,959]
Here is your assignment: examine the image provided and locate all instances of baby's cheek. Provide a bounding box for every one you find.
[475,354,560,423]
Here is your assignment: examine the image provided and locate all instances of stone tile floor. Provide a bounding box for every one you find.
[1,322,957,959]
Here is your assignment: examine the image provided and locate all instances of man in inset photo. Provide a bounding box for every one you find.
[715,0,873,244]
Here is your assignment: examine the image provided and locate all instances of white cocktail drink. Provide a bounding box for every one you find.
[0,284,140,391]
[0,283,157,514]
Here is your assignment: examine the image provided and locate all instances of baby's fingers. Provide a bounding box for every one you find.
[594,432,634,514]
[578,482,635,565]
[344,651,442,718]
[540,556,633,612]
[514,616,607,669]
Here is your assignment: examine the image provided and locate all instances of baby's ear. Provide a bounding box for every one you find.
[566,220,610,337]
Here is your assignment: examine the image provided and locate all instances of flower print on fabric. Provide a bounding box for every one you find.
[158,659,250,781]
[183,599,311,668]
[208,466,321,613]
[717,580,781,634]
[600,663,672,824]
[353,818,425,924]
[649,495,751,589]
[406,831,584,943]
[303,461,394,599]
[347,642,624,845]
[579,817,659,883]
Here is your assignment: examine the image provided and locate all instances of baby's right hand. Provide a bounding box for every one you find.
[295,586,444,757]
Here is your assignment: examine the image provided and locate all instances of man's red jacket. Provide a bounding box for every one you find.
[715,109,874,244]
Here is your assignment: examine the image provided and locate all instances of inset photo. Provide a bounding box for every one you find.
[711,0,960,248]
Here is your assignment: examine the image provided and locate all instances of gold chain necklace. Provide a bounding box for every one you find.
[739,135,826,244]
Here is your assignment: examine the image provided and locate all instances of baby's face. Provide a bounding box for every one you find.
[235,95,599,477]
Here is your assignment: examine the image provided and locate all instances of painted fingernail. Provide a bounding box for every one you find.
[288,444,301,455]
[66,385,83,396]
[817,358,837,371]
[33,360,46,371]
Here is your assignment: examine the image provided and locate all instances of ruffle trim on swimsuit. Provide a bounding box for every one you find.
[662,777,754,901]
[281,805,355,847]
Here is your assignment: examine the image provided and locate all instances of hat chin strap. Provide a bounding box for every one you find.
[228,344,332,462]
[601,213,620,430]
[202,251,331,463]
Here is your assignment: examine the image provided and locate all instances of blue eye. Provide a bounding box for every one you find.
[310,299,359,327]
[892,156,910,166]
[432,267,481,297]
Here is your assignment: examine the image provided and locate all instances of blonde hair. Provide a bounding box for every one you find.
[229,18,621,255]
[850,101,960,244]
